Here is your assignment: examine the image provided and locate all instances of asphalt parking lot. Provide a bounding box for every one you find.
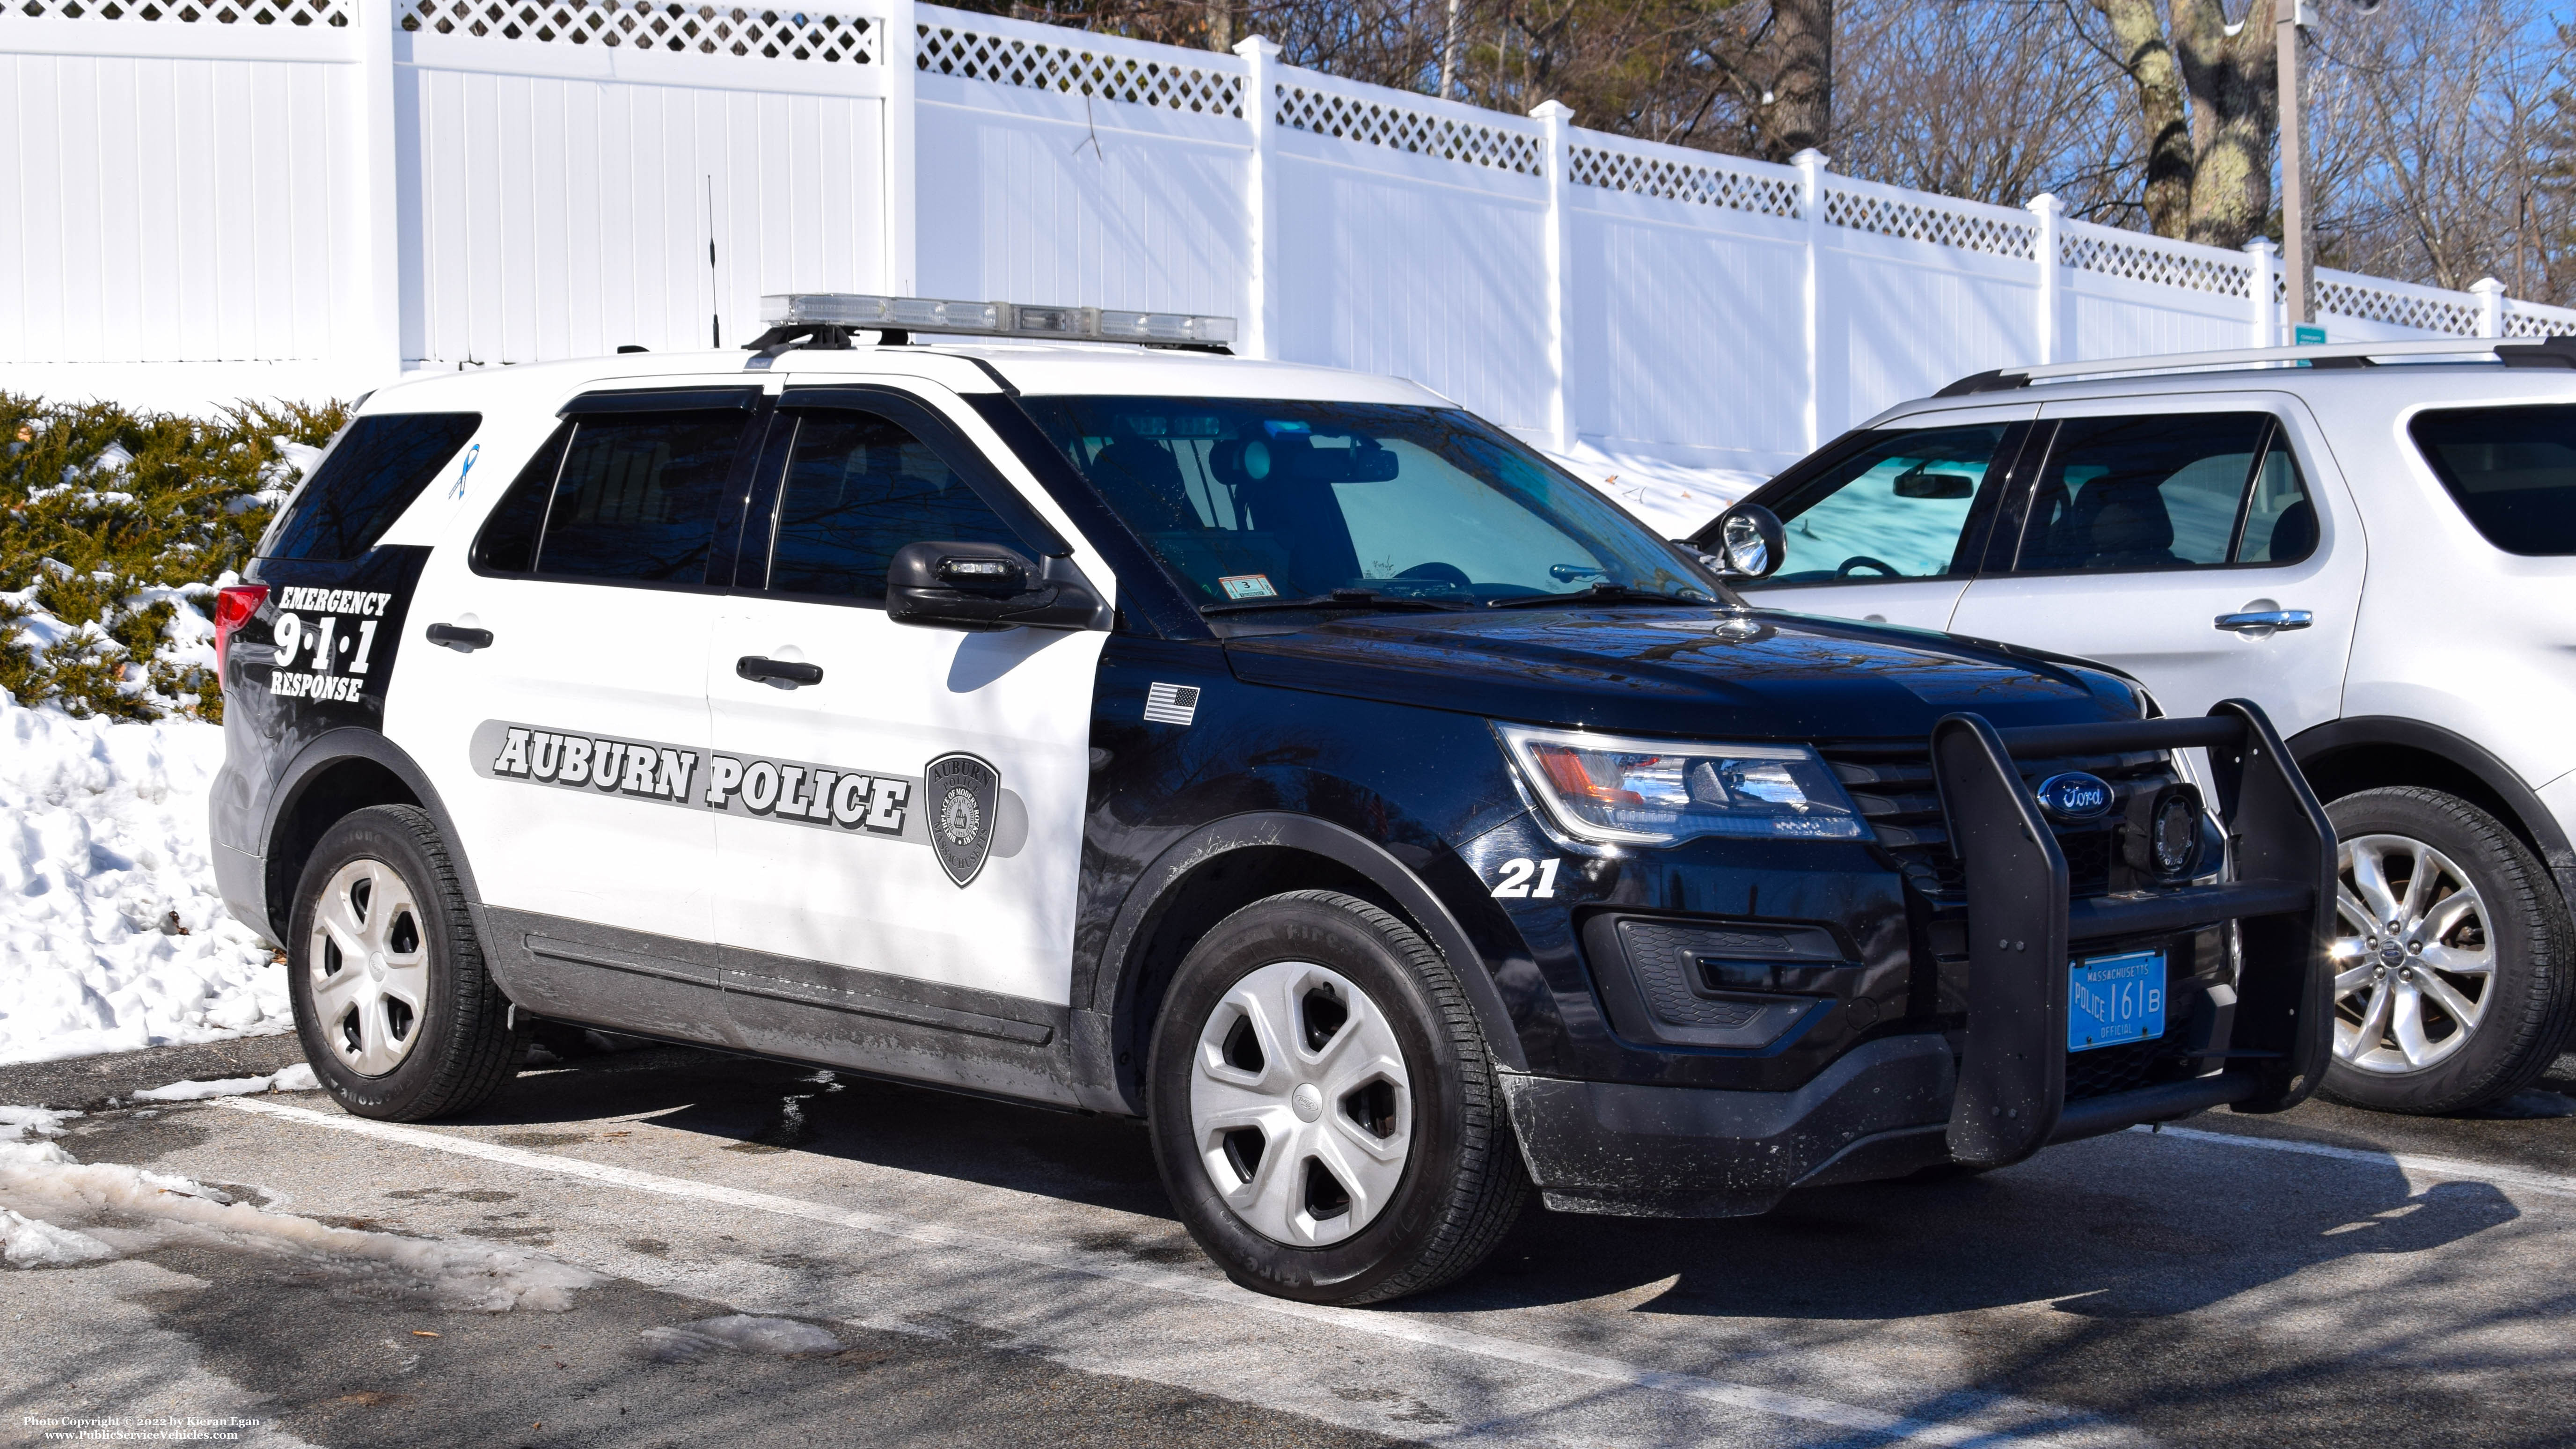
[7,1035,2576,1449]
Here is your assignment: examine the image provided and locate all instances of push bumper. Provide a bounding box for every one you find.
[1502,700,2335,1217]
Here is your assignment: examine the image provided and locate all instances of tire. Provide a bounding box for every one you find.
[2318,787,2576,1116]
[285,805,526,1121]
[1146,890,1528,1305]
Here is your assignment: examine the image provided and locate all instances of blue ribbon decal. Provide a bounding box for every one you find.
[450,442,481,499]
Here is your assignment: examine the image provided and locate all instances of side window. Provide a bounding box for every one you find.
[469,412,744,584]
[470,424,570,575]
[263,412,481,561]
[2236,433,2317,564]
[1763,425,2018,584]
[2408,404,2576,556]
[762,410,1027,602]
[2013,413,2308,573]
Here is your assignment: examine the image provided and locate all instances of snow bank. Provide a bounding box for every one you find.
[0,1113,598,1305]
[0,693,291,1065]
[130,1063,319,1102]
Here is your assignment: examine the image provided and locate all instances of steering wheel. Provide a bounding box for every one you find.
[1396,562,1473,587]
[1835,556,1901,578]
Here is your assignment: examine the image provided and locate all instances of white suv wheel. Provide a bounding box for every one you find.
[309,857,433,1077]
[1188,959,1414,1247]
[2332,833,2494,1074]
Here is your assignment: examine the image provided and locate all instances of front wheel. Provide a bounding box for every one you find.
[2319,787,2576,1115]
[1147,891,1527,1305]
[286,805,526,1121]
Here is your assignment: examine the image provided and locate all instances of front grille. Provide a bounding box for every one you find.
[2064,1014,2191,1101]
[1817,740,2181,907]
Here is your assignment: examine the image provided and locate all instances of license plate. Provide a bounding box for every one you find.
[2068,949,2166,1053]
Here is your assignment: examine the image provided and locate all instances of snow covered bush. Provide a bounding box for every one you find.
[1,393,348,723]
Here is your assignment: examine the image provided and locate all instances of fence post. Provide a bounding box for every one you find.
[346,0,402,384]
[1793,149,1829,452]
[2472,277,2505,338]
[882,0,919,296]
[2027,193,2063,365]
[2244,238,2280,347]
[1234,37,1282,360]
[1532,100,1577,454]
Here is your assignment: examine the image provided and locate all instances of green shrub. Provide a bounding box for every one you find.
[0,393,350,721]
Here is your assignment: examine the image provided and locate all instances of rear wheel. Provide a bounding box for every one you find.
[287,805,526,1121]
[2319,788,2576,1115]
[1147,890,1526,1304]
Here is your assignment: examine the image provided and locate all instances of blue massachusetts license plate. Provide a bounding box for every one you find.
[2069,949,2166,1053]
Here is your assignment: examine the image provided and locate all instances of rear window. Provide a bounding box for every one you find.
[263,413,482,561]
[2409,405,2576,556]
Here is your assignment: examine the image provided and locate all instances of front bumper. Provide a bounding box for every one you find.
[1499,700,2336,1215]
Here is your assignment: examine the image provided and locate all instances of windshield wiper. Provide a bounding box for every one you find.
[1483,583,1711,610]
[1200,588,1471,616]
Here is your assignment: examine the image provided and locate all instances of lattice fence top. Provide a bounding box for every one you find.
[402,0,876,62]
[2314,275,2481,337]
[6,0,349,24]
[916,21,1241,115]
[1568,143,1800,220]
[1275,84,1542,175]
[2062,229,2250,299]
[2499,306,2576,339]
[1824,184,2034,261]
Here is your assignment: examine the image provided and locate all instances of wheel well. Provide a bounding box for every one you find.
[1110,845,1410,1109]
[264,758,422,936]
[2298,742,2535,853]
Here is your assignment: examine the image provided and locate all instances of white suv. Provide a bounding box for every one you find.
[1707,337,2576,1115]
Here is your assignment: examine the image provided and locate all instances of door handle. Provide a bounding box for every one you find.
[425,623,493,651]
[2214,609,2313,633]
[737,655,824,687]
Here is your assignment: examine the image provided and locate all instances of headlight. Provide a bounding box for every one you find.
[1495,724,1867,845]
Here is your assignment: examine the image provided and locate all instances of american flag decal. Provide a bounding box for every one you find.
[1144,682,1201,725]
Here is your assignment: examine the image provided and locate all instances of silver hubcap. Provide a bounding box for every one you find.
[2332,833,2494,1074]
[309,858,430,1077]
[1189,960,1413,1247]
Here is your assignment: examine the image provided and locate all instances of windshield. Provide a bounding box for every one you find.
[1021,397,1712,609]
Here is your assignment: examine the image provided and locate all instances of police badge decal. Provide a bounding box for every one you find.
[925,753,1001,887]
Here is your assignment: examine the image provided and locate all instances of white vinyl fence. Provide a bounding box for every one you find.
[7,0,2574,476]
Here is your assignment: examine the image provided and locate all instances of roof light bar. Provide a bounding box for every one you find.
[760,293,1237,347]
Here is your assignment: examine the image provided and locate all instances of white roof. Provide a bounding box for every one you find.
[367,342,1449,413]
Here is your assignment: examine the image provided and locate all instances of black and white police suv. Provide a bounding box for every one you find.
[212,295,2336,1304]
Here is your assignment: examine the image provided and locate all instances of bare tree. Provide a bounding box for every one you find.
[2306,0,2571,298]
[1831,1,2136,217]
[1756,0,1832,158]
[2085,0,2280,249]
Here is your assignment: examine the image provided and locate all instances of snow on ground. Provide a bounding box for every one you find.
[640,1316,849,1362]
[0,1099,599,1302]
[129,1063,319,1102]
[1544,443,1766,542]
[0,693,291,1066]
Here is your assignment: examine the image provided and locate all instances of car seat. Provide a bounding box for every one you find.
[2258,498,2318,562]
[2070,479,2186,570]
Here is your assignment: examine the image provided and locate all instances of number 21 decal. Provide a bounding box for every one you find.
[1490,857,1561,898]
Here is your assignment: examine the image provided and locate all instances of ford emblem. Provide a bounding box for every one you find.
[2035,771,2114,821]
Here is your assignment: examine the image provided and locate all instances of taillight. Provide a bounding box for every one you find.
[212,584,268,676]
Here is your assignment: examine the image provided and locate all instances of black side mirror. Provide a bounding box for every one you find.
[1704,504,1785,579]
[1893,464,1976,500]
[887,542,1106,631]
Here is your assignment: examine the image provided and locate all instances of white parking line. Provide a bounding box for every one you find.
[2131,1124,2576,1201]
[220,1096,2095,1449]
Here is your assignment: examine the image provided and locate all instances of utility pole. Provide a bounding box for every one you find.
[2276,0,2312,338]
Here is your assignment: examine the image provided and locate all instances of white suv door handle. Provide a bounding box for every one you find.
[2214,609,2313,633]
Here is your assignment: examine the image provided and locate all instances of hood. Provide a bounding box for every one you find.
[1222,606,2141,741]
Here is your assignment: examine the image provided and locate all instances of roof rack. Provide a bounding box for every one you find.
[1934,333,2576,397]
[741,293,1236,365]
